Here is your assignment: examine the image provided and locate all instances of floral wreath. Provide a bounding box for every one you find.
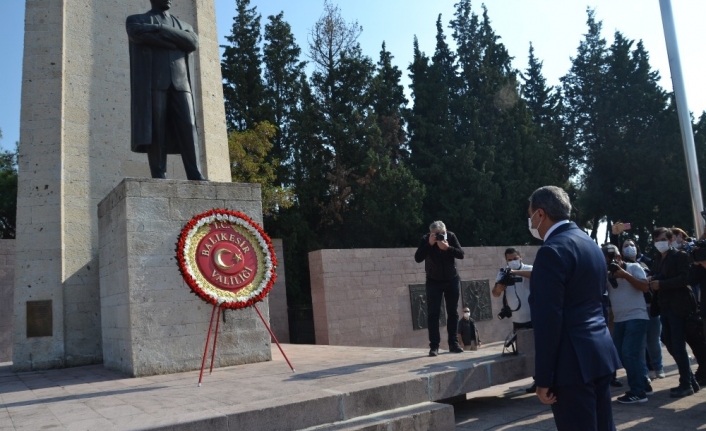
[176,208,277,309]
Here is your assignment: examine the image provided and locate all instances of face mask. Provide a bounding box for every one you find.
[654,240,670,253]
[508,258,522,270]
[528,210,543,240]
[463,312,470,318]
[622,246,637,259]
[673,241,683,250]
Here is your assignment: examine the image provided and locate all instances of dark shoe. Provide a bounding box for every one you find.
[617,392,647,404]
[449,345,464,353]
[691,378,701,393]
[645,384,654,396]
[189,175,208,181]
[525,383,537,394]
[429,348,439,357]
[610,378,623,388]
[670,385,694,398]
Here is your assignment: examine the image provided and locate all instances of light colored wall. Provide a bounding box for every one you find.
[309,246,539,348]
[269,239,289,343]
[0,240,14,362]
[14,0,230,371]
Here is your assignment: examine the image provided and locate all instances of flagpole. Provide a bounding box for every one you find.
[659,0,704,238]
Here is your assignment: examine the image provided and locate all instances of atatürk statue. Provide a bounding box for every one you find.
[126,0,206,181]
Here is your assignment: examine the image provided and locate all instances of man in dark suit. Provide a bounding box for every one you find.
[126,0,206,180]
[527,186,621,431]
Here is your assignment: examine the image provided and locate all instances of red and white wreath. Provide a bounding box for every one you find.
[176,209,277,309]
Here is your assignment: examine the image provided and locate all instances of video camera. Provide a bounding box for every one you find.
[499,267,522,287]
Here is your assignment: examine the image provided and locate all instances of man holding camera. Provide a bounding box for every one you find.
[414,221,465,356]
[601,244,650,403]
[648,227,700,397]
[492,248,533,330]
[492,247,534,391]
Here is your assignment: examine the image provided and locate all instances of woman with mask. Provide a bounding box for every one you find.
[622,239,665,379]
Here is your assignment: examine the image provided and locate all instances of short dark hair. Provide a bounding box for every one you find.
[505,247,520,257]
[652,227,673,240]
[529,186,571,221]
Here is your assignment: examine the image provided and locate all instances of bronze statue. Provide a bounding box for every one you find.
[126,0,206,181]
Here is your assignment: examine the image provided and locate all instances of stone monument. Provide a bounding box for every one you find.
[13,0,237,371]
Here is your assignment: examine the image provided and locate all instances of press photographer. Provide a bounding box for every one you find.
[601,244,650,403]
[414,220,465,357]
[648,227,700,397]
[492,248,535,392]
[685,238,706,386]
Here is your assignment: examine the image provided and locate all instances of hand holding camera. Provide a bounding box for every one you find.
[499,267,523,286]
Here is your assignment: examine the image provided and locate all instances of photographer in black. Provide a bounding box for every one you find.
[648,227,699,397]
[685,239,706,386]
[414,221,465,356]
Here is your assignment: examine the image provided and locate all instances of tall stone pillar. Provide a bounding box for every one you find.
[13,0,231,371]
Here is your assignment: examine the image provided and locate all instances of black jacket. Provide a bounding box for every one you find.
[414,231,464,281]
[652,248,697,316]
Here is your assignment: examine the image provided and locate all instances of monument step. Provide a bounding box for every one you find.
[299,402,455,431]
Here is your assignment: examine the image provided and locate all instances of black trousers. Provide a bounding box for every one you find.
[148,86,204,180]
[551,373,615,431]
[426,276,460,349]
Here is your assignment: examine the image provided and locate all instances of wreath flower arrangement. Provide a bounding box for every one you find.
[176,209,277,309]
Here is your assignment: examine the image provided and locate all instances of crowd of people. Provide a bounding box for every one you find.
[414,185,706,431]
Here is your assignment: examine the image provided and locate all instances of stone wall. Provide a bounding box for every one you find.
[269,239,289,343]
[309,246,539,349]
[14,0,230,371]
[98,179,271,376]
[0,240,14,362]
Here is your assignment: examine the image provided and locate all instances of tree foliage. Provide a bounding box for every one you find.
[218,2,706,332]
[0,131,17,239]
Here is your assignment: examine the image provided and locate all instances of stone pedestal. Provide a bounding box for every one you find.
[13,0,230,371]
[98,178,271,376]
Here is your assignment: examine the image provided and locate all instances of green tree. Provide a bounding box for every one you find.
[560,9,611,239]
[262,12,306,186]
[221,0,265,131]
[521,43,572,182]
[228,122,294,216]
[0,129,18,239]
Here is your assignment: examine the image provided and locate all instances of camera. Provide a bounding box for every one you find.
[435,232,445,241]
[497,304,513,320]
[607,259,621,288]
[687,239,706,262]
[499,267,522,286]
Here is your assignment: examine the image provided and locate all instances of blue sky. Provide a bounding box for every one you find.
[1,0,705,153]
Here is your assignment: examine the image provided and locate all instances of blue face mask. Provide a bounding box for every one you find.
[622,246,637,259]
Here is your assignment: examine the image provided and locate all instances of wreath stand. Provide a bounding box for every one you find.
[197,302,295,386]
[175,208,295,387]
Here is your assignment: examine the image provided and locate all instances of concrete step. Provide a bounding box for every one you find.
[299,402,455,431]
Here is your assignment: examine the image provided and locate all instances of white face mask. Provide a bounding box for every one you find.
[622,246,637,259]
[508,258,522,270]
[463,312,470,318]
[528,210,543,240]
[654,240,670,253]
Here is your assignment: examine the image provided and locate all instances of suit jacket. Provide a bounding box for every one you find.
[529,222,621,387]
[126,10,199,153]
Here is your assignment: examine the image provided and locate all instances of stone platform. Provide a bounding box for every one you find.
[0,341,532,430]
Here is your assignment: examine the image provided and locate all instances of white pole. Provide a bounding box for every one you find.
[659,0,704,238]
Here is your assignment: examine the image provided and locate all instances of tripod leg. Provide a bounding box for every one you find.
[254,304,295,372]
[198,303,218,386]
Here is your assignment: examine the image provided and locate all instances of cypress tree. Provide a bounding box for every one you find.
[221,0,265,131]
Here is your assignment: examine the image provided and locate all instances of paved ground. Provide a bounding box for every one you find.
[454,352,706,430]
[1,342,704,430]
